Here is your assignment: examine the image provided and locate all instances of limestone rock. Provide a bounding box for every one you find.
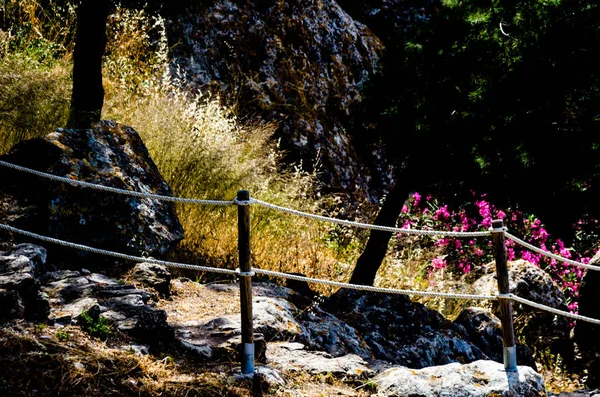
[325,289,486,367]
[130,262,171,297]
[472,259,571,361]
[0,243,49,321]
[0,120,184,263]
[267,342,372,379]
[165,0,388,196]
[40,268,173,347]
[374,360,546,397]
[454,307,537,370]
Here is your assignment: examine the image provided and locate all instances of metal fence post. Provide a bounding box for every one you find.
[237,190,254,376]
[491,219,517,371]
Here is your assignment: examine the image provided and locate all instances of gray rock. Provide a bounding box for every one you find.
[374,360,546,397]
[325,289,486,367]
[0,120,184,262]
[166,0,388,196]
[473,259,571,362]
[177,284,370,362]
[130,262,171,296]
[0,244,49,321]
[50,297,98,324]
[254,366,286,392]
[454,307,536,369]
[267,342,372,379]
[86,273,119,285]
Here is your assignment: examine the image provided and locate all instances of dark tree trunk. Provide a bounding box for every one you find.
[349,176,414,285]
[67,0,110,129]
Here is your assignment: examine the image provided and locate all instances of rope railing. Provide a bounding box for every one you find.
[250,198,491,237]
[0,159,491,238]
[0,159,234,206]
[0,223,237,276]
[2,222,599,325]
[2,159,600,373]
[0,222,496,301]
[505,231,600,272]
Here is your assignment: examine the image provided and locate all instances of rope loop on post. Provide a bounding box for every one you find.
[233,198,251,206]
[235,268,256,277]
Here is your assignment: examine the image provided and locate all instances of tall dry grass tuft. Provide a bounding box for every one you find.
[100,6,363,290]
[0,57,71,153]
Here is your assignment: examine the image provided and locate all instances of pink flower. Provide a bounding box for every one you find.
[431,256,447,269]
[412,192,421,207]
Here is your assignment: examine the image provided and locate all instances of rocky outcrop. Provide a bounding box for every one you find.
[0,120,184,262]
[575,251,600,388]
[0,243,49,321]
[42,268,173,347]
[129,262,171,297]
[472,259,572,360]
[325,289,487,367]
[454,307,537,369]
[165,0,388,197]
[374,360,546,397]
[173,282,371,363]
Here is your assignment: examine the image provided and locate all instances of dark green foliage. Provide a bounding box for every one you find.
[79,310,111,339]
[350,0,600,283]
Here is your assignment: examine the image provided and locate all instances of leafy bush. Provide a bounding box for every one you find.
[79,310,110,339]
[381,191,597,320]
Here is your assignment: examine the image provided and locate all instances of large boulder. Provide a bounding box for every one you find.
[472,259,572,361]
[324,289,487,368]
[575,251,600,388]
[374,360,546,397]
[0,120,184,262]
[164,0,388,197]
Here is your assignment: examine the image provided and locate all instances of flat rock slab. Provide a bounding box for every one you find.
[267,342,372,379]
[374,360,546,397]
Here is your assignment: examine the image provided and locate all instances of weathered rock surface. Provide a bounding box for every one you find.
[165,0,388,197]
[0,243,49,321]
[41,269,173,347]
[129,262,171,297]
[267,342,372,379]
[0,120,184,261]
[325,289,487,368]
[575,251,600,388]
[473,259,571,360]
[374,360,546,397]
[454,307,537,369]
[172,282,370,363]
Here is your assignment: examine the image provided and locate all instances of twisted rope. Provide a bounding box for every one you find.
[252,268,496,300]
[505,231,600,272]
[3,223,600,324]
[0,223,237,276]
[508,293,600,325]
[250,198,491,238]
[0,160,234,205]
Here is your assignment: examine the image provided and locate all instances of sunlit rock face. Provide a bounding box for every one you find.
[164,0,386,199]
[0,121,184,262]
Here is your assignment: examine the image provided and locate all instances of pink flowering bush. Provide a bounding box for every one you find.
[397,191,597,316]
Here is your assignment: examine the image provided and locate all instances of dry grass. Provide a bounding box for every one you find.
[100,6,365,291]
[0,321,248,396]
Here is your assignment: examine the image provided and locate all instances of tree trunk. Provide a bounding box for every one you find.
[67,0,110,129]
[349,176,414,285]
